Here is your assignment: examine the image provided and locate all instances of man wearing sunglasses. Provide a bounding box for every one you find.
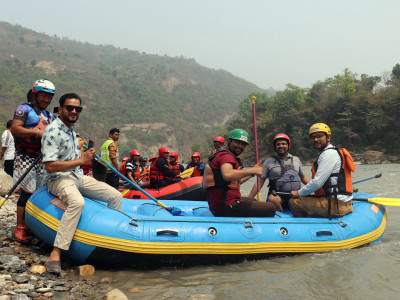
[41,93,122,274]
[289,123,354,218]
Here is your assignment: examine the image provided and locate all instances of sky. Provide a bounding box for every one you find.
[1,0,399,90]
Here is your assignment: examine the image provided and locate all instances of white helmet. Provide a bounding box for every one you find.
[32,79,55,94]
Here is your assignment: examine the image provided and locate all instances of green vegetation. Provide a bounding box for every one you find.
[0,22,264,159]
[228,67,400,162]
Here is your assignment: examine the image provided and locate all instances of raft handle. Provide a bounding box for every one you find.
[316,231,333,236]
[129,219,138,227]
[244,221,253,229]
[157,230,178,236]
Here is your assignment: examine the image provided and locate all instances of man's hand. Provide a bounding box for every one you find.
[252,160,263,177]
[82,148,96,164]
[290,190,299,198]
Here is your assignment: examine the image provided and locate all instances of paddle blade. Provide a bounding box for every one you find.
[177,167,194,179]
[0,197,7,209]
[368,197,400,206]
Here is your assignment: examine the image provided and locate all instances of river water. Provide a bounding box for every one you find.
[84,164,400,299]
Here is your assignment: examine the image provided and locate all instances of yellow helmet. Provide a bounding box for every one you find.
[309,123,331,136]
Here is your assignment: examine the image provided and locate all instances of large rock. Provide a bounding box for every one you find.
[362,150,384,164]
[0,169,13,196]
[104,288,129,300]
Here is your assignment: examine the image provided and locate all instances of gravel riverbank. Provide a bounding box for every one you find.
[0,169,129,299]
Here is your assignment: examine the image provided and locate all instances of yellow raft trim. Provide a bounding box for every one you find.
[26,201,387,255]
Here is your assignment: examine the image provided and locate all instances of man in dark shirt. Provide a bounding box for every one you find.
[149,147,181,188]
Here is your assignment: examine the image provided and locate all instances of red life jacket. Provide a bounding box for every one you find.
[169,162,181,175]
[17,108,53,156]
[149,156,170,181]
[312,147,355,197]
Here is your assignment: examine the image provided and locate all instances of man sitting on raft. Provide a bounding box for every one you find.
[289,123,355,218]
[203,129,276,217]
[41,93,122,274]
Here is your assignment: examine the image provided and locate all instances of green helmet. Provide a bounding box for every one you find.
[228,129,249,144]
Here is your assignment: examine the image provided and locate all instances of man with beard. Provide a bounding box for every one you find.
[41,93,122,274]
[11,79,56,244]
[203,129,276,217]
[248,133,309,212]
[289,123,354,218]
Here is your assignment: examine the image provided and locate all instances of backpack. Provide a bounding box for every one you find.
[271,156,301,193]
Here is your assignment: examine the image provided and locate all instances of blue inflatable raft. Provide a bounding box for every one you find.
[25,187,387,267]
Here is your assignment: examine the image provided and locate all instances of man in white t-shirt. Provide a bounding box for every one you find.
[1,120,15,177]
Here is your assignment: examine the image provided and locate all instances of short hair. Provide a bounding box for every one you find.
[6,120,12,128]
[109,128,120,135]
[59,93,82,107]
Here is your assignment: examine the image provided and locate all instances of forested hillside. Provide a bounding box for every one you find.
[228,68,400,162]
[0,22,266,159]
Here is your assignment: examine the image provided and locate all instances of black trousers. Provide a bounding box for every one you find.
[4,159,14,177]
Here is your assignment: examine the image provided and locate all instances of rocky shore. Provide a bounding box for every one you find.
[0,170,129,300]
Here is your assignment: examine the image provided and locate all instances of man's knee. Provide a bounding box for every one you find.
[59,184,85,210]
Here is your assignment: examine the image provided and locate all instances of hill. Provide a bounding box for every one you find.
[0,21,265,159]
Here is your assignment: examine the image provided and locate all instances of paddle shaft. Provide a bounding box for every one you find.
[87,149,171,211]
[251,96,261,202]
[353,173,382,185]
[0,154,43,208]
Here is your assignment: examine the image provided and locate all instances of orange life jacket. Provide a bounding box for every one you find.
[191,162,205,177]
[169,162,181,175]
[312,147,355,197]
[133,162,141,180]
[140,166,150,182]
[149,156,171,181]
[119,160,127,175]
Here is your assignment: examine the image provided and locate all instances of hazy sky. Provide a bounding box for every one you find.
[1,0,399,90]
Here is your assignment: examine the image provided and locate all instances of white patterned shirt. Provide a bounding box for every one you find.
[41,117,83,184]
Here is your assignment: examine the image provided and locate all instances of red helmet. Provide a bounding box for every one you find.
[130,150,141,158]
[273,133,291,149]
[191,152,201,159]
[214,136,225,144]
[170,151,179,160]
[159,146,170,156]
[122,157,129,162]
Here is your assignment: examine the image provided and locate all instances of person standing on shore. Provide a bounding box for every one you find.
[100,128,120,189]
[1,120,15,177]
[10,79,55,244]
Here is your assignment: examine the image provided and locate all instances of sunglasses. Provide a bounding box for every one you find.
[63,105,83,113]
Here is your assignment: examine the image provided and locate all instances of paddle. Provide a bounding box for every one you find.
[0,154,43,209]
[271,190,400,207]
[251,96,261,202]
[177,167,194,179]
[85,147,184,216]
[353,173,382,185]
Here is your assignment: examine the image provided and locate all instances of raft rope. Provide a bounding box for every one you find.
[86,198,348,227]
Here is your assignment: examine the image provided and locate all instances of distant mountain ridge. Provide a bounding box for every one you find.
[0,21,265,158]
